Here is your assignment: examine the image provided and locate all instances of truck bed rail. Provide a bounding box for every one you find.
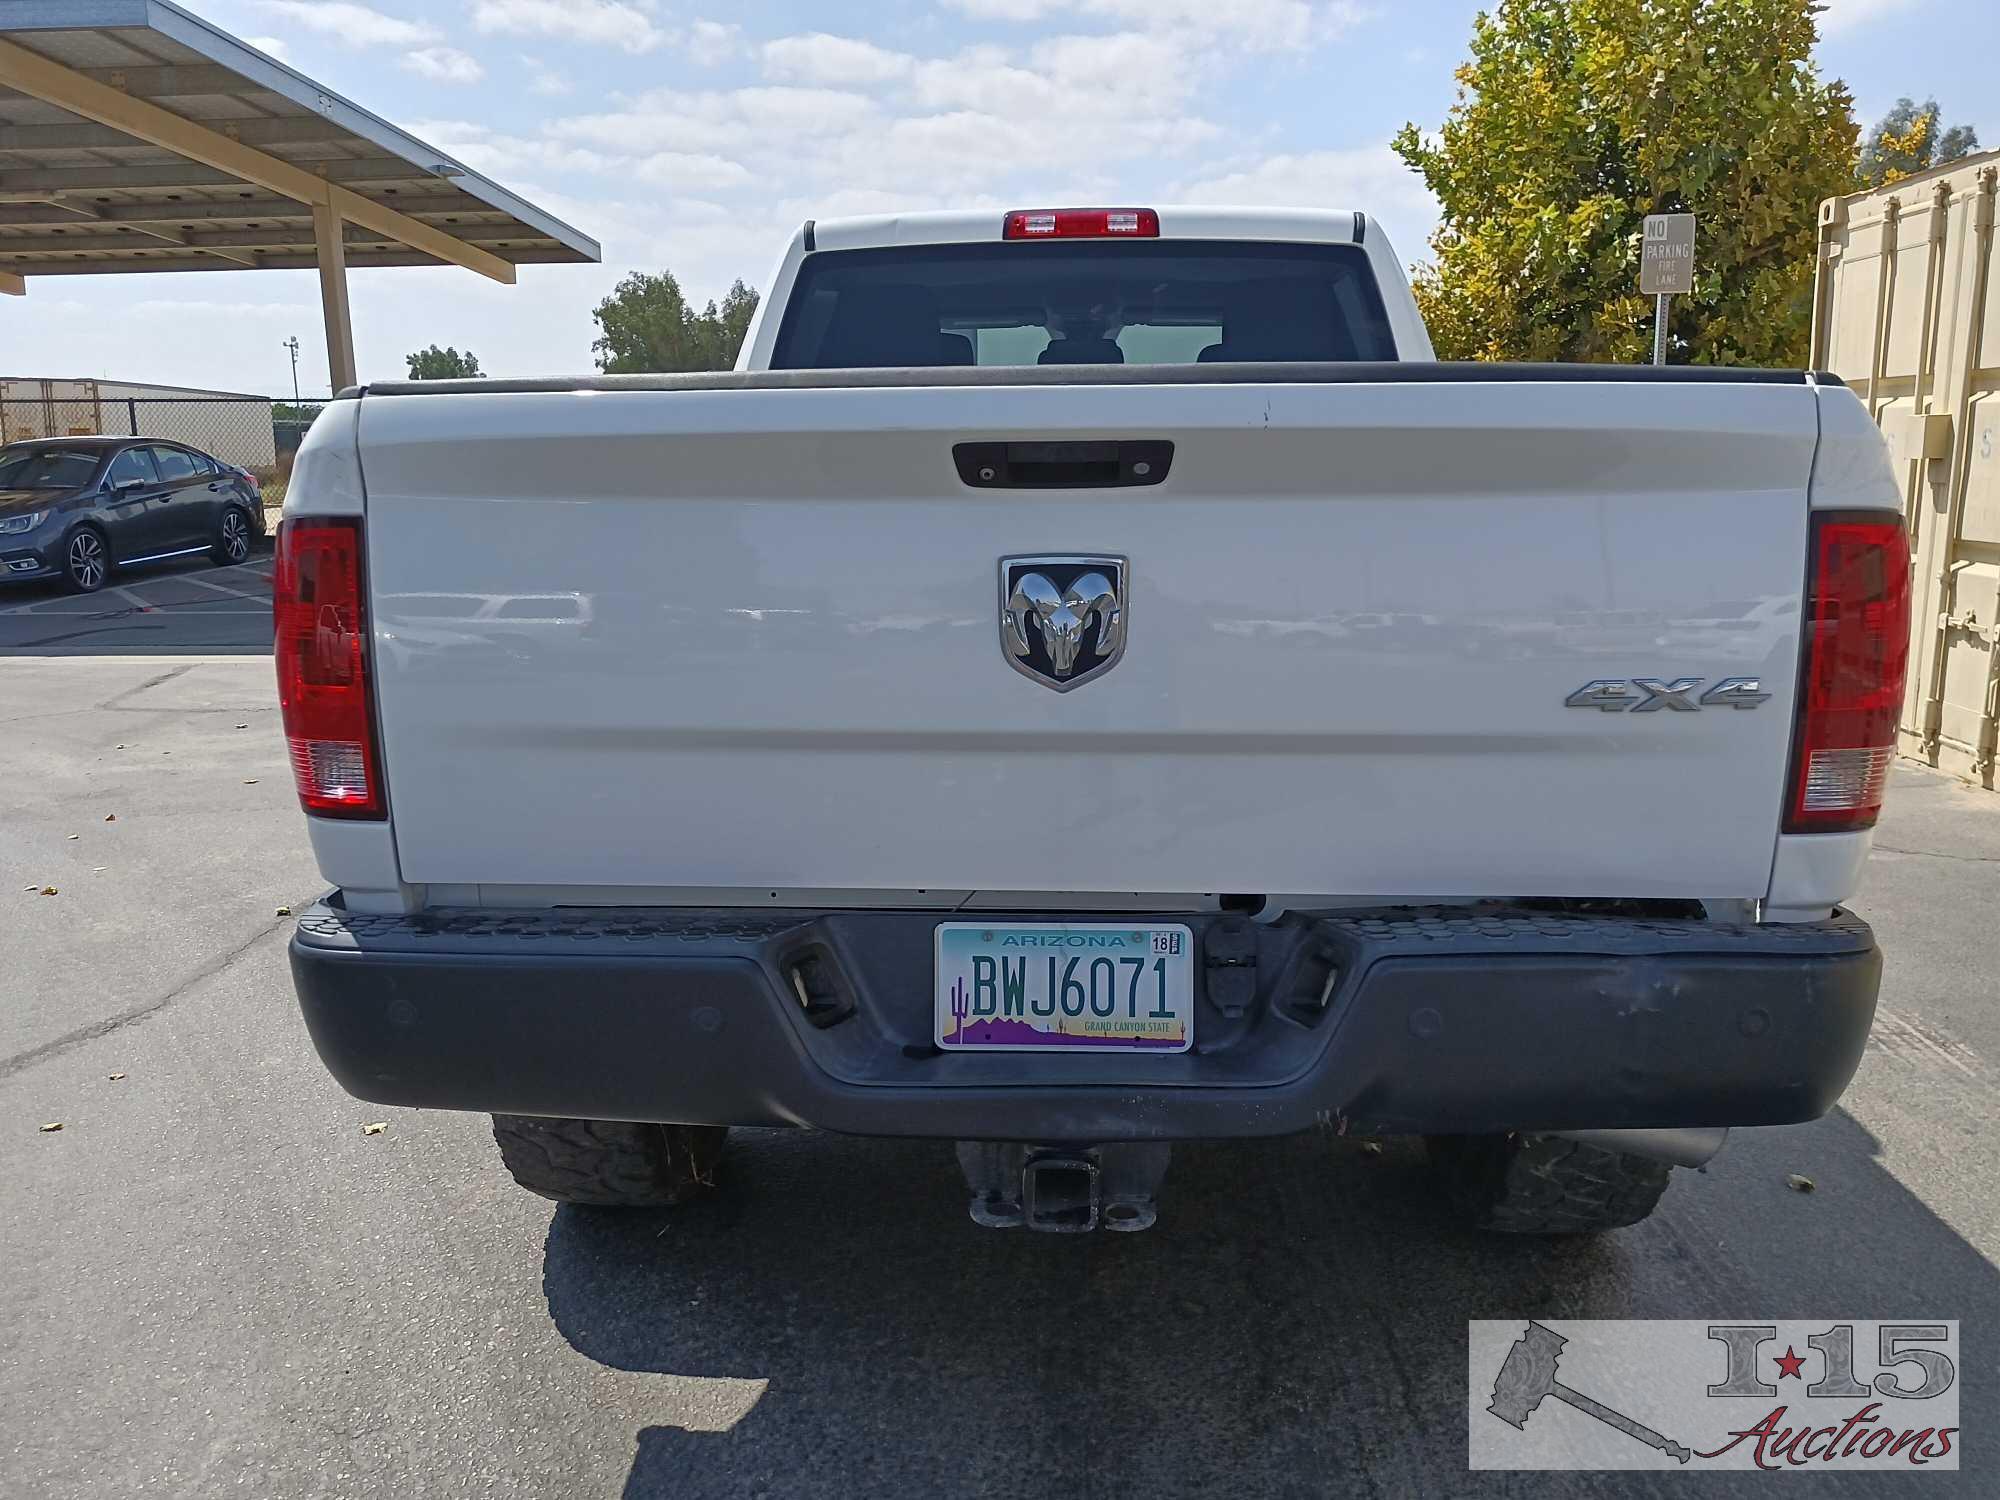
[342,361,1839,400]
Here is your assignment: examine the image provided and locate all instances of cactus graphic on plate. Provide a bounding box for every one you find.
[948,977,969,1040]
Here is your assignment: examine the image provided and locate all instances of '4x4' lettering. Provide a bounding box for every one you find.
[1565,677,1772,712]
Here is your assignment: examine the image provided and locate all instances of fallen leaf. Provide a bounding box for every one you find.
[107,1072,126,1081]
[1361,1141,1383,1156]
[66,833,79,841]
[361,1121,388,1136]
[104,814,116,822]
[243,778,259,785]
[115,744,126,750]
[93,867,106,873]
[275,905,293,917]
[1786,1173,1816,1193]
[39,886,57,896]
[21,885,36,893]
[39,1122,62,1133]
[235,724,248,730]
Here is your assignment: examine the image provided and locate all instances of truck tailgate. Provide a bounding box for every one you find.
[355,377,1815,900]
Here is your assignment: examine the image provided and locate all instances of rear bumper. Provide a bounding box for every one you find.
[290,902,1880,1142]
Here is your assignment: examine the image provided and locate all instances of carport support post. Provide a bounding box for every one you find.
[313,198,357,394]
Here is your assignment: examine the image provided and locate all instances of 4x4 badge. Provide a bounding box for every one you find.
[1566,677,1771,712]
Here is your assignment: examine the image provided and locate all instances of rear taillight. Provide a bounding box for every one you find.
[1784,512,1911,833]
[274,517,384,819]
[1002,207,1159,240]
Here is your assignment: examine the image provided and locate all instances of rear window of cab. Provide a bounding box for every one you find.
[770,240,1395,369]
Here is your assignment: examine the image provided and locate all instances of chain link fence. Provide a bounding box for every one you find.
[0,391,296,496]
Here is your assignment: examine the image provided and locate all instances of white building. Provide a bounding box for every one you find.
[0,376,276,470]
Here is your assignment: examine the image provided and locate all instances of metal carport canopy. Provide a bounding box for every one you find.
[0,0,600,389]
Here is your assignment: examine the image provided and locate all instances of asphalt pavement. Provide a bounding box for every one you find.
[0,548,274,656]
[2,654,1994,1497]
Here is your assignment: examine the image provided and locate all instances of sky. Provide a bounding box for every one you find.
[5,0,1993,396]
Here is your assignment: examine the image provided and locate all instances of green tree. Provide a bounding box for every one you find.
[591,271,760,373]
[709,280,760,368]
[1393,0,1858,366]
[1859,98,1980,187]
[405,344,483,379]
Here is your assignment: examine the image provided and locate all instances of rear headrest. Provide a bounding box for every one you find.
[1209,283,1353,361]
[1037,337,1124,365]
[816,285,945,367]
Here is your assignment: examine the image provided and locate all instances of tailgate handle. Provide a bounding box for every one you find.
[954,440,1173,489]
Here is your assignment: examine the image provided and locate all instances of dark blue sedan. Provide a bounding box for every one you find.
[0,436,266,593]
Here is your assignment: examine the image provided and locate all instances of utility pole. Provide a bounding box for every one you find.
[282,335,301,405]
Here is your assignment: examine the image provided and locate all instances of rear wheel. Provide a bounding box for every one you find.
[491,1115,727,1207]
[62,527,109,594]
[1427,1132,1672,1233]
[211,504,252,565]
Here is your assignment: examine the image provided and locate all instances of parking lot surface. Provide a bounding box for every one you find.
[0,549,273,656]
[3,654,1995,1497]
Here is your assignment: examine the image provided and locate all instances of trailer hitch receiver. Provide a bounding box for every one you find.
[955,1142,1170,1233]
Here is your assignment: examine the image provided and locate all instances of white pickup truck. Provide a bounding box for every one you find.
[280,206,1909,1235]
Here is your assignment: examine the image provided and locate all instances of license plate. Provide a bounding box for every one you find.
[934,923,1194,1052]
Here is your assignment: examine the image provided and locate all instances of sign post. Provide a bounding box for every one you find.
[1640,213,1696,366]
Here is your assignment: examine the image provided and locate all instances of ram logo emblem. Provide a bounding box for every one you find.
[1001,555,1128,691]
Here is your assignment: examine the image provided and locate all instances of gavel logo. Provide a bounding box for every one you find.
[1489,1321,1692,1464]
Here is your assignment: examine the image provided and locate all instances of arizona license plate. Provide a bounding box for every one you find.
[934,923,1194,1052]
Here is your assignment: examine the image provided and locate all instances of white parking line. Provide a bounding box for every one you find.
[0,561,273,616]
[176,575,274,605]
[0,653,267,665]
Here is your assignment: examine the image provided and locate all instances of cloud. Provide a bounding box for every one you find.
[945,0,1063,17]
[762,34,916,87]
[632,152,755,190]
[523,56,572,95]
[1027,30,1188,96]
[549,87,884,157]
[402,47,487,84]
[1816,0,1924,36]
[467,0,670,52]
[131,299,318,318]
[902,35,1216,150]
[253,1,439,48]
[243,35,292,62]
[944,0,1367,51]
[405,118,615,178]
[1176,145,1440,259]
[378,9,1410,308]
[541,66,1220,207]
[687,20,743,68]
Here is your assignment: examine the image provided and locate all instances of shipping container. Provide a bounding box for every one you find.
[0,376,277,471]
[1812,150,2000,790]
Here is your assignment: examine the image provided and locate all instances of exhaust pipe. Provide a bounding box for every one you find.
[1552,1126,1729,1168]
